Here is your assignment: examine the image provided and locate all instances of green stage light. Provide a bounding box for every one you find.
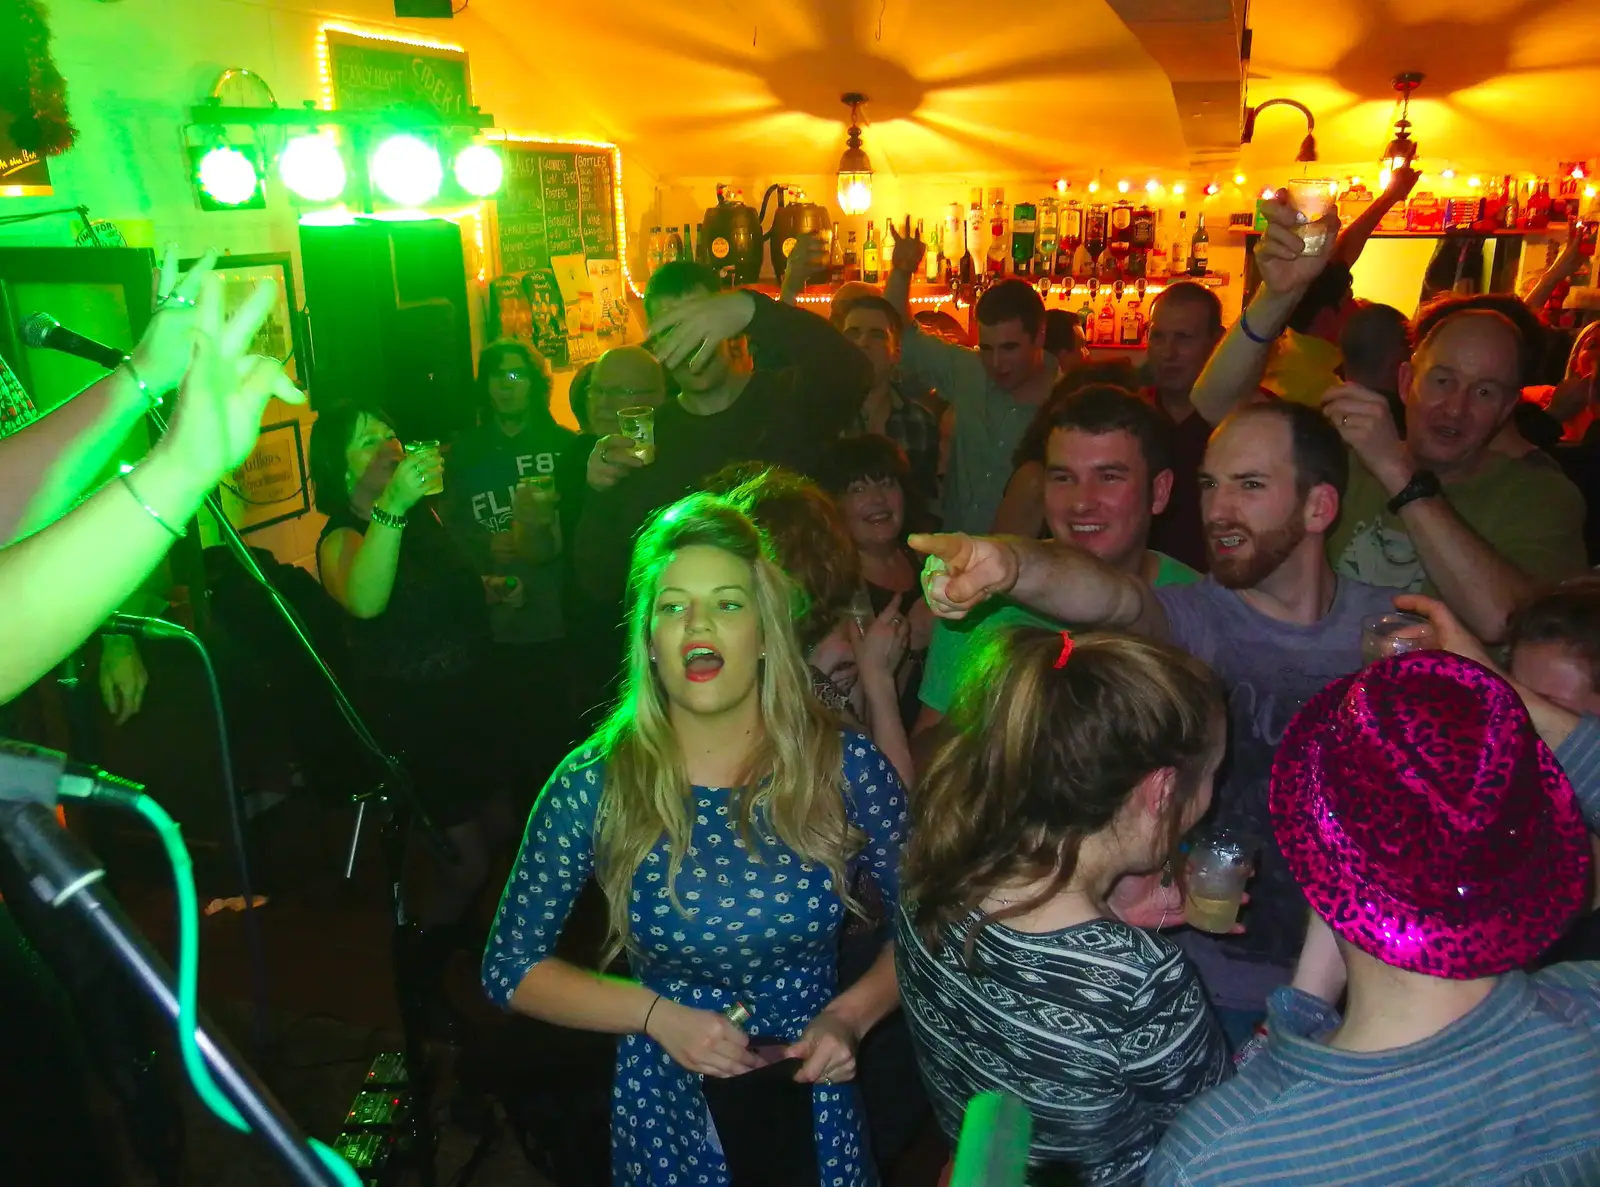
[371,134,442,208]
[197,146,260,206]
[279,134,346,202]
[453,144,504,197]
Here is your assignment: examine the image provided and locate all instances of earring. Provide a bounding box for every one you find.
[649,652,657,662]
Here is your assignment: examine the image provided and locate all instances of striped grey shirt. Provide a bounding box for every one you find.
[1146,714,1600,1186]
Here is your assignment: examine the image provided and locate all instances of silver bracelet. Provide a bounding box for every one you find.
[118,469,185,540]
[120,356,162,409]
[369,504,407,530]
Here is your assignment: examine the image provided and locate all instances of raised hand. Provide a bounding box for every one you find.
[1255,190,1340,295]
[854,592,910,679]
[586,434,646,490]
[376,450,439,517]
[1320,382,1410,493]
[647,290,756,372]
[647,1000,762,1078]
[1390,593,1497,672]
[907,532,1018,619]
[129,244,219,396]
[157,272,302,482]
[1381,164,1421,207]
[887,221,925,275]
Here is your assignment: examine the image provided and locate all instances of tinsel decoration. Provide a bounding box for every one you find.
[0,0,77,156]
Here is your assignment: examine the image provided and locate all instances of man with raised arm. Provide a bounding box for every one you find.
[909,398,1397,1042]
[1190,191,1584,642]
[883,226,1057,534]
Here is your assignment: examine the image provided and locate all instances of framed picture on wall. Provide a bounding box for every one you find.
[220,419,309,535]
[180,252,306,388]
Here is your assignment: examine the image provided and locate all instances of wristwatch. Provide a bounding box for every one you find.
[1386,469,1442,515]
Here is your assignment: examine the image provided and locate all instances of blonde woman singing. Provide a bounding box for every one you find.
[483,493,906,1186]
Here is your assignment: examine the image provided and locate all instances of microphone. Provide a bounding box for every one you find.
[101,614,190,641]
[18,313,128,372]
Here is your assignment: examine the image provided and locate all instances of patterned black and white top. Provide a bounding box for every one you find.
[894,913,1230,1185]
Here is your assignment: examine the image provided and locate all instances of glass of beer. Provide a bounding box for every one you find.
[514,473,557,521]
[1285,178,1337,255]
[403,439,444,496]
[1360,611,1438,666]
[1184,831,1253,934]
[616,406,656,464]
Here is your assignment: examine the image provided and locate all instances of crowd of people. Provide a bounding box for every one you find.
[308,186,1600,1186]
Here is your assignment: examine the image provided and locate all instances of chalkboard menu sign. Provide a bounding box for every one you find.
[491,142,627,368]
[325,29,471,117]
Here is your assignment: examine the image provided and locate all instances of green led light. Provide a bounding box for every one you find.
[453,144,503,197]
[371,134,442,208]
[197,147,259,206]
[279,134,347,203]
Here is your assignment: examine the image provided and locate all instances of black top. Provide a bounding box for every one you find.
[570,292,873,608]
[317,503,490,685]
[1148,406,1211,573]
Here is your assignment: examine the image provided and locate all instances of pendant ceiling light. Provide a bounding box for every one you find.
[1379,72,1424,187]
[836,92,873,216]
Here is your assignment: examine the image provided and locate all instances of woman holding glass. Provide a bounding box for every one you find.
[309,404,510,1037]
[483,493,906,1187]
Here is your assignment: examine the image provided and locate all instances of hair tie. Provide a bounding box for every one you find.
[1053,630,1074,669]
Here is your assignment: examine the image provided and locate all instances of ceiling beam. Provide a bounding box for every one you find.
[1104,0,1248,169]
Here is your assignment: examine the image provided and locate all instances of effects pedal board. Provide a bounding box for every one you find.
[332,1052,411,1185]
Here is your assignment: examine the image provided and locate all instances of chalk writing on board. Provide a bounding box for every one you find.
[326,34,471,117]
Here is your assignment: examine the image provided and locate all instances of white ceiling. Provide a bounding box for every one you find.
[470,0,1600,181]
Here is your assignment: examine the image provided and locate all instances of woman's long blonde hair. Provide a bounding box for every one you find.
[592,494,859,964]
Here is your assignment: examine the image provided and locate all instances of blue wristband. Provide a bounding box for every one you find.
[1239,306,1276,345]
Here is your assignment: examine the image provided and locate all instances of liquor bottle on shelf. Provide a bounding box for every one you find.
[665,226,684,262]
[1170,211,1188,276]
[1097,289,1117,346]
[987,188,1009,275]
[1189,213,1209,277]
[1011,200,1038,277]
[863,221,880,283]
[828,222,845,284]
[1108,200,1134,273]
[648,225,665,275]
[968,188,987,272]
[1500,177,1521,229]
[1037,197,1059,277]
[1528,181,1552,230]
[1080,279,1098,342]
[1058,200,1084,278]
[1120,297,1143,345]
[1085,204,1109,272]
[845,230,860,281]
[958,217,975,290]
[1129,201,1155,278]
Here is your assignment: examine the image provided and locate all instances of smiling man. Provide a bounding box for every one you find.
[914,385,1199,729]
[907,399,1397,1040]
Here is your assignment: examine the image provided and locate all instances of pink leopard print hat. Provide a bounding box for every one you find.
[1270,650,1591,979]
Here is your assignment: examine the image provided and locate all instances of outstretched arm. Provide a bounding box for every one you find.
[1334,166,1418,268]
[907,531,1165,637]
[1190,195,1341,425]
[1523,230,1585,313]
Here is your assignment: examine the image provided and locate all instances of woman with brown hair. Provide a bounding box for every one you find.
[897,628,1231,1184]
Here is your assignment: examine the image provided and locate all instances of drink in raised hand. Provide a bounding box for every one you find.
[616,407,656,464]
[1184,830,1252,934]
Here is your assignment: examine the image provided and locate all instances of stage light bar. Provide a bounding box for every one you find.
[452,144,503,198]
[280,133,347,203]
[197,146,261,206]
[371,134,442,208]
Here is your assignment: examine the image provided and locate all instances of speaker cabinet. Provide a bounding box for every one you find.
[299,218,475,443]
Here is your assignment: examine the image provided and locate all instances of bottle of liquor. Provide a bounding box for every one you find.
[1037,197,1059,278]
[1189,213,1209,277]
[1097,290,1117,345]
[987,188,1009,275]
[1120,297,1143,345]
[1057,201,1084,278]
[1500,177,1521,230]
[1170,211,1188,275]
[845,230,860,281]
[666,226,684,262]
[1108,200,1134,273]
[1085,204,1109,269]
[828,221,845,284]
[967,189,987,271]
[1528,181,1552,230]
[927,221,944,281]
[1129,202,1155,278]
[958,217,975,290]
[648,225,665,275]
[863,221,880,283]
[1080,278,1098,342]
[1011,201,1038,277]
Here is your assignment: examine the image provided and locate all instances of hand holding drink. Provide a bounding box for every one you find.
[1361,611,1438,666]
[513,474,558,522]
[616,406,656,464]
[1184,831,1254,934]
[403,439,445,496]
[1285,179,1337,255]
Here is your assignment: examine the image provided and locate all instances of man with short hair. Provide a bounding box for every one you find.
[1337,302,1410,427]
[569,260,871,717]
[1148,648,1600,1186]
[1144,281,1226,571]
[1511,577,1600,717]
[835,294,941,514]
[914,384,1200,730]
[1043,307,1090,374]
[885,230,1056,534]
[910,399,1398,1037]
[1193,194,1586,642]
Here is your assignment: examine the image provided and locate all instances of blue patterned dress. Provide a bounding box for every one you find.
[483,731,907,1187]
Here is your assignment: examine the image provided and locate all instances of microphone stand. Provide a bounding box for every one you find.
[0,799,345,1187]
[140,402,449,1171]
